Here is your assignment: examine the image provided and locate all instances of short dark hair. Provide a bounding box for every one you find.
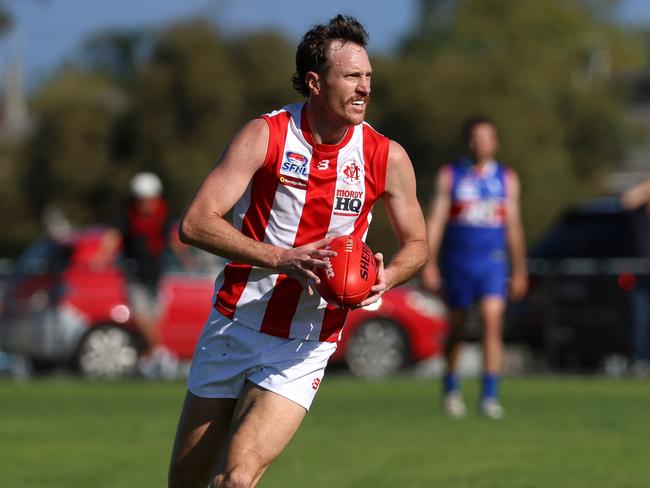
[461,115,497,144]
[292,15,369,97]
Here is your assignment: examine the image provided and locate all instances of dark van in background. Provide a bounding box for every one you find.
[508,197,649,371]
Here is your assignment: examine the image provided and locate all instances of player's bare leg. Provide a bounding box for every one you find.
[443,308,468,417]
[212,382,307,488]
[168,392,237,488]
[445,308,468,372]
[479,296,506,418]
[479,296,505,374]
[134,310,157,354]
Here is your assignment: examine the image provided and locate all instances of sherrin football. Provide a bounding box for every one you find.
[316,235,377,307]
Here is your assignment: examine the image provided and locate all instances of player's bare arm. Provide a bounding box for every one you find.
[621,177,650,210]
[179,118,335,293]
[90,228,121,270]
[505,169,528,300]
[421,166,452,292]
[359,140,427,307]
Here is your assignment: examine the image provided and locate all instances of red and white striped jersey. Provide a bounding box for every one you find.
[213,103,390,342]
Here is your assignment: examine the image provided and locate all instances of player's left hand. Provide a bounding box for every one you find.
[509,270,528,301]
[355,252,387,308]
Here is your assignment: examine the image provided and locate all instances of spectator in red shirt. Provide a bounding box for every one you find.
[93,172,194,375]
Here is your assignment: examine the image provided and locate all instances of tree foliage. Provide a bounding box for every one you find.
[10,19,299,242]
[372,0,643,242]
[2,2,646,256]
[0,2,12,38]
[22,69,125,222]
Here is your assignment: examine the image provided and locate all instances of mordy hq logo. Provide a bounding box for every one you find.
[334,160,365,216]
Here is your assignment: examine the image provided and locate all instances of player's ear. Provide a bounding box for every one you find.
[306,71,321,96]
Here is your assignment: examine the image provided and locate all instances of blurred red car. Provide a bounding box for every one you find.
[0,228,448,378]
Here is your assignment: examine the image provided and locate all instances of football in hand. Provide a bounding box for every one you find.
[316,235,377,307]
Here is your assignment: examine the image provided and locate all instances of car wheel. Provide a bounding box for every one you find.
[345,319,409,378]
[77,326,139,379]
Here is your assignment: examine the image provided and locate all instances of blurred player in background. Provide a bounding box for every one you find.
[620,178,650,376]
[92,172,194,377]
[168,15,427,488]
[422,116,528,419]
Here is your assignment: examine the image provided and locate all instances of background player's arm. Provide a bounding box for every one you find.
[168,224,198,271]
[504,169,528,300]
[179,118,334,293]
[90,228,122,270]
[620,177,650,210]
[421,166,452,292]
[359,141,427,307]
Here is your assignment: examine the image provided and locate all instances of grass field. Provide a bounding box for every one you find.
[0,375,648,487]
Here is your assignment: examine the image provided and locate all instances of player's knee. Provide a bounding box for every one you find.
[212,464,260,488]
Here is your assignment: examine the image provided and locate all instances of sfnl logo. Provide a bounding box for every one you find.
[281,152,309,179]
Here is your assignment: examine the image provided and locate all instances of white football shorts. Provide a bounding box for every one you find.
[188,308,337,411]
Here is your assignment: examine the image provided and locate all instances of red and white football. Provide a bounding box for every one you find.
[316,235,377,307]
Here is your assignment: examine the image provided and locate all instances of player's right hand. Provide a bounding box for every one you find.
[275,237,337,295]
[356,252,386,308]
[508,270,529,301]
[421,261,442,293]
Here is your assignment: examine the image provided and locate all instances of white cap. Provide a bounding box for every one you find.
[130,172,162,198]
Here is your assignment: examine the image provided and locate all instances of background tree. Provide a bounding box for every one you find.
[127,20,297,212]
[21,68,126,223]
[3,1,648,258]
[0,0,13,38]
[370,0,644,248]
[13,19,298,236]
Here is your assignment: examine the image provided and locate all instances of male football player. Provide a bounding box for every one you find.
[422,117,528,419]
[168,15,427,488]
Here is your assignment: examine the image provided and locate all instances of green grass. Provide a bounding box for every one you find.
[0,375,648,487]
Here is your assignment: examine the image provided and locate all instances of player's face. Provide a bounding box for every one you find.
[468,123,499,161]
[318,41,372,126]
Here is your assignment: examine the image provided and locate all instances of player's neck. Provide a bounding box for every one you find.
[304,100,350,146]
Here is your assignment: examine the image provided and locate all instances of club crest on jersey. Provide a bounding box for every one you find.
[281,151,310,180]
[340,160,363,186]
[485,177,504,196]
[457,178,480,200]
